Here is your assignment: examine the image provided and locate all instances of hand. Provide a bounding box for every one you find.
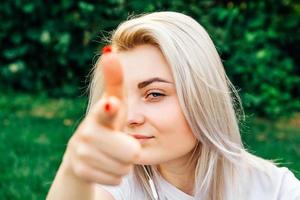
[62,52,141,185]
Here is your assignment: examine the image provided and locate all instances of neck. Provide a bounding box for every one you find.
[156,148,198,196]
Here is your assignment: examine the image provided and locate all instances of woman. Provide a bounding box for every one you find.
[47,11,300,200]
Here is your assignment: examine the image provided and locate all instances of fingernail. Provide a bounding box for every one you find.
[102,45,112,54]
[104,102,111,112]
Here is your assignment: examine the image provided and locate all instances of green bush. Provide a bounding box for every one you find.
[1,0,299,118]
[0,0,128,96]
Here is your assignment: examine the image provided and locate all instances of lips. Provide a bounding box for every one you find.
[131,134,155,139]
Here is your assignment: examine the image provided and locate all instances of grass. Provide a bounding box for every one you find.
[0,92,87,200]
[241,116,300,175]
[0,92,299,199]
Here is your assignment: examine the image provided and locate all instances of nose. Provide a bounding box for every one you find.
[126,100,145,128]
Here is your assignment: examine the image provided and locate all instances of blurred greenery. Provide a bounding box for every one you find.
[0,93,299,199]
[0,92,87,199]
[0,0,299,118]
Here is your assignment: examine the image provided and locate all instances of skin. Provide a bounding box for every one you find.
[118,44,198,195]
[46,44,198,200]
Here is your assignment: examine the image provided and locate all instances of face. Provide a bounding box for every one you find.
[118,44,197,165]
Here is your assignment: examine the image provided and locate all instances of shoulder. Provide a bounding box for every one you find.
[241,156,300,200]
[275,167,300,199]
[96,171,147,200]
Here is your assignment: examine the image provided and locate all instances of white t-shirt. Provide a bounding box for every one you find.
[100,170,193,200]
[100,165,300,200]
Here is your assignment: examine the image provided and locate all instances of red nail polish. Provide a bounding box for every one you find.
[104,103,111,112]
[102,45,112,54]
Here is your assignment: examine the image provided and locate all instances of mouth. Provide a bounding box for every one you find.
[131,134,155,140]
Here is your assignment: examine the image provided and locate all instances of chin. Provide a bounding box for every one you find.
[134,154,167,165]
[134,159,158,165]
[134,155,158,165]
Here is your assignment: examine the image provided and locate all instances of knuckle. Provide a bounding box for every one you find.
[74,164,88,178]
[78,125,93,140]
[118,165,132,176]
[98,175,121,186]
[76,144,89,158]
[110,177,122,185]
[114,160,125,169]
[67,136,80,152]
[126,148,140,162]
[118,136,141,162]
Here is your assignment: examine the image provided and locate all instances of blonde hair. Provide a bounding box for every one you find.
[87,11,271,200]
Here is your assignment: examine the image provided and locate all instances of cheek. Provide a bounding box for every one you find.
[146,97,196,151]
[134,96,198,165]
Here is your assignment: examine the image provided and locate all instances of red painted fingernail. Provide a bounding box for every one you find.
[102,45,112,54]
[104,103,111,112]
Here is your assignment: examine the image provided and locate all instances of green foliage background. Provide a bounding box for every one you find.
[1,0,299,118]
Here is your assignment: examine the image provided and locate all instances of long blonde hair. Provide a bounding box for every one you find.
[87,11,271,200]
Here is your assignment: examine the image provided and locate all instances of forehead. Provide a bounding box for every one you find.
[117,45,174,85]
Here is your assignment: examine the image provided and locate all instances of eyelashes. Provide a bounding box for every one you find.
[144,91,166,102]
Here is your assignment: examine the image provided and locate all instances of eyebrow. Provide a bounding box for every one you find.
[137,77,173,89]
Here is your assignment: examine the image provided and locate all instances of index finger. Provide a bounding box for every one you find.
[100,52,123,100]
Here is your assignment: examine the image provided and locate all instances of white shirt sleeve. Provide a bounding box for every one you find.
[277,168,300,200]
[229,164,300,200]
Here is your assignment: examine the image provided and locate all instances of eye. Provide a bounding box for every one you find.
[145,91,166,102]
[147,92,163,98]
